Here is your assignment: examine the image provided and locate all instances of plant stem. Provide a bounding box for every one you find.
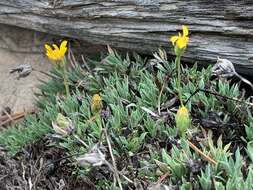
[176,55,183,106]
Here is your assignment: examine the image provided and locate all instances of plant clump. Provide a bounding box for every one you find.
[0,27,253,189]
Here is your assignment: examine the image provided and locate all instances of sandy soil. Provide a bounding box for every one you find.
[0,24,52,113]
[0,24,107,114]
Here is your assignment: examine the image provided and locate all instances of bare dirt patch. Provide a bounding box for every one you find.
[0,24,52,113]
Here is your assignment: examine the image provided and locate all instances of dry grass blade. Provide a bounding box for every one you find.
[187,140,217,165]
[104,128,123,190]
[68,43,78,69]
[81,54,92,73]
[157,172,171,184]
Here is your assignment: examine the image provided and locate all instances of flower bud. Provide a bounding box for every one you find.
[175,106,190,138]
[52,113,74,136]
[91,94,102,115]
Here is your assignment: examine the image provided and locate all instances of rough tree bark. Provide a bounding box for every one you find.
[0,0,253,75]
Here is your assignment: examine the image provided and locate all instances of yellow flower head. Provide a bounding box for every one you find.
[170,25,189,50]
[45,40,68,62]
[175,105,190,138]
[177,106,189,115]
[91,94,102,114]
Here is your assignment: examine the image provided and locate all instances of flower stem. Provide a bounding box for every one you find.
[176,55,183,106]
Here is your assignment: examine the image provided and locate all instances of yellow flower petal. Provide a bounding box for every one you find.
[169,25,189,51]
[46,52,51,58]
[45,44,53,52]
[60,40,68,50]
[44,41,68,62]
[53,44,60,51]
[60,47,67,57]
[59,40,68,58]
[176,36,189,49]
[170,36,179,45]
[47,53,57,61]
[182,25,188,37]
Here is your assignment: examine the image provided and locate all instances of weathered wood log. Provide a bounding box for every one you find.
[0,1,253,75]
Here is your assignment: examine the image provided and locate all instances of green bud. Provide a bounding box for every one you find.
[175,106,191,138]
[52,113,74,136]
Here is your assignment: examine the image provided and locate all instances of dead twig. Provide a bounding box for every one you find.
[185,88,253,107]
[0,112,23,122]
[187,140,217,165]
[157,172,171,184]
[1,109,13,122]
[104,128,123,190]
[0,110,36,127]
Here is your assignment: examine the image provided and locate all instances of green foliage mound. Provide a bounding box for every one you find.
[0,49,253,189]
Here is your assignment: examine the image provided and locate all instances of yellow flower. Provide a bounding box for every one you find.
[170,25,189,50]
[91,94,102,114]
[175,106,190,138]
[45,40,68,62]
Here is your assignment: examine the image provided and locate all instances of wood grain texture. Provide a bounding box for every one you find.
[0,0,253,74]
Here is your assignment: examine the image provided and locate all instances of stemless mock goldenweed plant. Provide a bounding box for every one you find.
[1,46,253,188]
[45,40,70,96]
[170,25,191,137]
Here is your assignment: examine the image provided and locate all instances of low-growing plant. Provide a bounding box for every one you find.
[0,34,253,189]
